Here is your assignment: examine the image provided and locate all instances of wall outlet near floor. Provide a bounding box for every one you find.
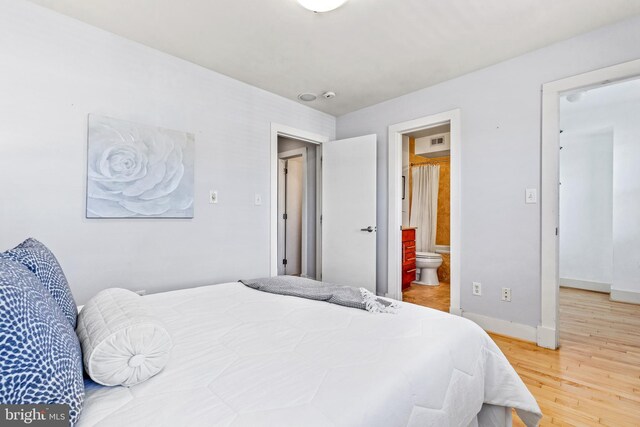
[472,282,482,296]
[501,287,512,302]
[209,190,218,204]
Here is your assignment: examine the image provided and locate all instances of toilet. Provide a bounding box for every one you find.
[415,252,443,286]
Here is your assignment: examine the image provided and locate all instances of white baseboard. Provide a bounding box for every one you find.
[449,306,463,316]
[560,278,610,293]
[461,311,537,343]
[610,288,640,304]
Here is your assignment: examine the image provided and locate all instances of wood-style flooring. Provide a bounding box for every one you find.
[402,281,450,312]
[403,285,640,426]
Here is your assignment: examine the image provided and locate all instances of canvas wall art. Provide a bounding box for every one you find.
[86,115,195,218]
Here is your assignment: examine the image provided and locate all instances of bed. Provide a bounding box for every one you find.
[77,281,541,426]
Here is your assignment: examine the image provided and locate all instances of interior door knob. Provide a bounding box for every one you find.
[360,226,375,232]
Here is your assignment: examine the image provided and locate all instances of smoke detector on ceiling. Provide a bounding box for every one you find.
[322,91,336,99]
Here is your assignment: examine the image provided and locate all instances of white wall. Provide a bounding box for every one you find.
[0,1,335,304]
[612,111,640,301]
[560,90,640,301]
[559,130,613,286]
[336,15,640,327]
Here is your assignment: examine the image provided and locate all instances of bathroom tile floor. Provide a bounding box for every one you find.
[405,285,640,426]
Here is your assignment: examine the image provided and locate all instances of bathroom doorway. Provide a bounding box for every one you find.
[387,109,461,314]
[277,135,319,278]
[400,125,451,311]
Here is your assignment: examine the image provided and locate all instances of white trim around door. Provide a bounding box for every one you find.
[270,123,329,277]
[387,109,462,315]
[540,58,640,350]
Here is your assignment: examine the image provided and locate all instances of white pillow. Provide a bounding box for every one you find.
[76,288,172,387]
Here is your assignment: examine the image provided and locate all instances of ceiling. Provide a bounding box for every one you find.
[28,0,640,116]
[561,77,640,115]
[560,76,640,135]
[408,124,450,139]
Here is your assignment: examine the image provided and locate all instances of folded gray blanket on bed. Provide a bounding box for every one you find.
[240,276,400,313]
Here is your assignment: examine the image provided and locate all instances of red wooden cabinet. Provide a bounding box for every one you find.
[402,228,416,290]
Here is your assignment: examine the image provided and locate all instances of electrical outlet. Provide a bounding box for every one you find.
[501,287,512,302]
[209,190,218,204]
[472,282,482,296]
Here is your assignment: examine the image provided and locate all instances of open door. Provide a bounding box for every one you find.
[277,157,304,275]
[322,134,377,293]
[277,159,287,275]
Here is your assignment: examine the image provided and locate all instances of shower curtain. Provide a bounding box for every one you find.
[410,164,440,252]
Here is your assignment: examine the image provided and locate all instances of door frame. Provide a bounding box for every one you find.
[539,58,640,350]
[278,148,308,276]
[270,123,328,277]
[387,109,462,315]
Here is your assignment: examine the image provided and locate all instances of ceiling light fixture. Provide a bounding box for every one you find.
[566,91,586,103]
[298,93,317,102]
[297,0,349,13]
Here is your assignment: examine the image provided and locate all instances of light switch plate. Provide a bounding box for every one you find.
[209,190,218,204]
[254,193,262,205]
[525,188,537,204]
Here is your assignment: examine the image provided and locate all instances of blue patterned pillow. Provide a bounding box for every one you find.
[0,257,84,424]
[3,238,77,329]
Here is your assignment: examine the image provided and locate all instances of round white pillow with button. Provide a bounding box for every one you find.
[76,288,172,387]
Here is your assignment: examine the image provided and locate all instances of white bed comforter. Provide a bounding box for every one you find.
[78,282,541,427]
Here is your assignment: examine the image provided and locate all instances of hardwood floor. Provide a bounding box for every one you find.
[403,286,640,426]
[402,281,450,312]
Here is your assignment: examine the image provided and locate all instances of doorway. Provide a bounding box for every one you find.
[276,136,319,278]
[387,109,461,315]
[270,123,378,291]
[540,58,640,349]
[400,124,452,312]
[270,124,327,279]
[556,77,640,351]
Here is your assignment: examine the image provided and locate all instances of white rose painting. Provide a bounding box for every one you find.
[87,115,195,218]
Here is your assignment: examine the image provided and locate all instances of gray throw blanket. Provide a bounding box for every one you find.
[240,276,399,313]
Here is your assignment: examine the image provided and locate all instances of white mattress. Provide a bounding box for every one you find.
[78,282,541,426]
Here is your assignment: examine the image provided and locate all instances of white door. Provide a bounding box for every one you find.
[277,159,287,275]
[277,157,303,275]
[285,157,303,275]
[322,134,377,293]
